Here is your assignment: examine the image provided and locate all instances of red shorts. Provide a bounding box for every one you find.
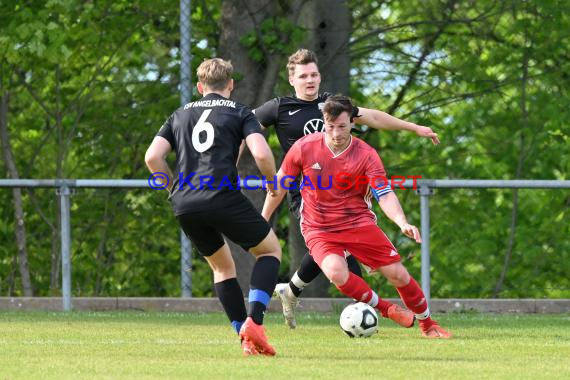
[304,225,401,272]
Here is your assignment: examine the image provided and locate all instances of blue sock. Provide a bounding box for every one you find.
[248,256,280,324]
[231,320,244,335]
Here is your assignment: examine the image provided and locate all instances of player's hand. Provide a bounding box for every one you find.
[400,223,422,243]
[415,125,440,145]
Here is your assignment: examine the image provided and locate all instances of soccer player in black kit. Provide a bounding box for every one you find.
[254,49,440,329]
[145,58,281,356]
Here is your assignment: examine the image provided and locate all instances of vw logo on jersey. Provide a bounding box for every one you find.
[303,118,324,135]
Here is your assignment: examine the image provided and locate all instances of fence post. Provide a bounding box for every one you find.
[181,232,192,297]
[57,184,73,311]
[179,0,193,298]
[417,185,434,305]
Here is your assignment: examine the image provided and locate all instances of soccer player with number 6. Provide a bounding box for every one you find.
[145,58,282,356]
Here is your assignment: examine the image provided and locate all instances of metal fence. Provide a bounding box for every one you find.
[1,178,569,311]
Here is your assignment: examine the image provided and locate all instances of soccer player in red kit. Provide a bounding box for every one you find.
[262,95,451,338]
[256,49,439,330]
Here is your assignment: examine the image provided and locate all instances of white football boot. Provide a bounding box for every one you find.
[274,283,299,329]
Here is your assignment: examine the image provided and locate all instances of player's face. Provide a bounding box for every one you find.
[324,112,352,152]
[289,63,321,101]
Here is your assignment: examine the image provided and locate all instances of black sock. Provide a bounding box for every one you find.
[248,256,280,325]
[290,252,322,296]
[346,254,363,277]
[214,278,247,335]
[289,284,301,297]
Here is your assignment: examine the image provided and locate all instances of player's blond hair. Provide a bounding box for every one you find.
[197,58,233,91]
[286,49,319,76]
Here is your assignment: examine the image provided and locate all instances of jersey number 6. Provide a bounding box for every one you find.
[192,109,214,152]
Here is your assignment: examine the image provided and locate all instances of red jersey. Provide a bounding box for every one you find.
[281,133,388,240]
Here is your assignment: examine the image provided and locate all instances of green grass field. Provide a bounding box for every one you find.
[1,311,569,379]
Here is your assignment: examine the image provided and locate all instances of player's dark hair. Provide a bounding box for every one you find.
[322,95,354,121]
[287,49,319,76]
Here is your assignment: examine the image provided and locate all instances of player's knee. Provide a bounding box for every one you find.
[268,241,282,260]
[329,270,349,285]
[386,270,410,287]
[256,251,281,262]
[273,249,282,260]
[250,245,281,260]
[322,260,349,285]
[250,230,281,259]
[208,261,235,278]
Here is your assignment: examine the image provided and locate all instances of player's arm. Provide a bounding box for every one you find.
[261,168,292,221]
[354,107,440,145]
[239,101,274,165]
[145,136,174,192]
[237,140,246,166]
[367,150,421,242]
[262,140,301,221]
[237,125,267,166]
[377,192,422,243]
[245,132,277,194]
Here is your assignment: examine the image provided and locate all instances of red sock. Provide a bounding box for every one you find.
[396,277,432,322]
[419,318,437,330]
[337,273,392,317]
[376,299,393,318]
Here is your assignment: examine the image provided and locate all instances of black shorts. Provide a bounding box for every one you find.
[176,196,271,256]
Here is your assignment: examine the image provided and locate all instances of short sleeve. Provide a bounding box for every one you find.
[366,150,393,199]
[242,109,262,138]
[156,114,176,148]
[253,98,279,128]
[280,140,303,178]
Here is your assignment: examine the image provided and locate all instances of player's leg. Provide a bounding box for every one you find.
[178,212,247,335]
[320,253,386,311]
[275,250,364,328]
[286,251,363,297]
[287,190,363,297]
[275,191,363,328]
[273,250,311,329]
[340,226,415,328]
[283,190,321,297]
[177,212,253,354]
[219,199,281,355]
[247,230,282,324]
[240,230,281,355]
[346,254,363,277]
[379,262,452,338]
[203,244,248,334]
[308,236,388,314]
[206,246,265,354]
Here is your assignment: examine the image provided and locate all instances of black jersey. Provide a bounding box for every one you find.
[157,93,261,215]
[254,93,359,153]
[254,93,331,153]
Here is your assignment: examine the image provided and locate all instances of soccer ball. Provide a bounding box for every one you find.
[339,302,378,338]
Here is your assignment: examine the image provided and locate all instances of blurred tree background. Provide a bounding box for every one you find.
[0,0,568,298]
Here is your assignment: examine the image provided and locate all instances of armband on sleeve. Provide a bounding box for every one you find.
[371,184,393,201]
